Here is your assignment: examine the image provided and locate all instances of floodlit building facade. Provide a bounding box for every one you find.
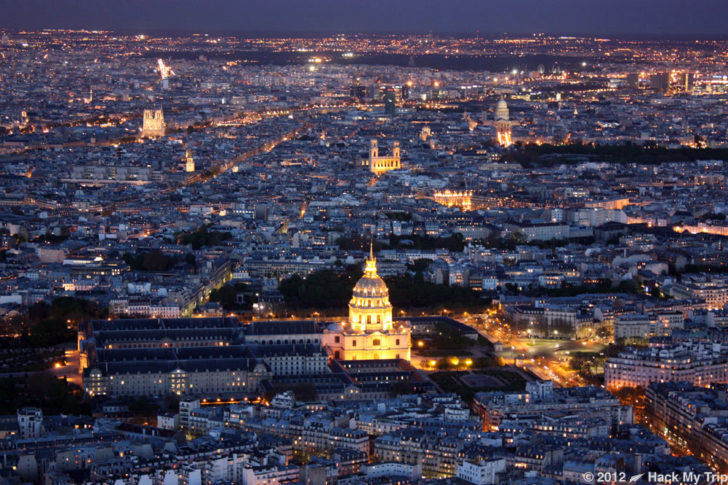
[324,247,411,361]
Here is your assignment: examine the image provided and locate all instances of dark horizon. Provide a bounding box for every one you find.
[8,29,728,41]
[3,0,728,37]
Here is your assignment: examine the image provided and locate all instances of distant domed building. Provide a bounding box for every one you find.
[494,98,513,146]
[323,245,411,361]
[495,98,510,122]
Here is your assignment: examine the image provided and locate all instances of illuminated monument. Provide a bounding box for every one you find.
[324,245,411,361]
[369,139,401,175]
[185,149,195,172]
[434,189,473,211]
[142,109,166,138]
[494,98,513,147]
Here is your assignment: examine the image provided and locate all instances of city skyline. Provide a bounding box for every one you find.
[3,0,728,35]
[4,9,728,483]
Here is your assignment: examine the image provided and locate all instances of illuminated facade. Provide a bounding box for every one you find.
[324,247,411,361]
[420,126,431,141]
[605,342,728,390]
[369,139,401,175]
[185,149,195,172]
[142,109,166,138]
[433,190,473,211]
[494,98,513,147]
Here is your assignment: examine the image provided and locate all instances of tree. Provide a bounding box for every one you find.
[177,225,232,249]
[407,258,433,273]
[386,273,483,311]
[210,283,252,310]
[616,279,640,294]
[142,251,175,271]
[130,396,158,417]
[26,297,103,346]
[29,318,74,347]
[124,251,178,271]
[185,253,196,267]
[279,267,362,311]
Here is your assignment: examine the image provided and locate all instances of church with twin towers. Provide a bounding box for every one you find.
[368,138,401,175]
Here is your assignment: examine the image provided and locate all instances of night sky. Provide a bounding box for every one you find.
[2,0,728,36]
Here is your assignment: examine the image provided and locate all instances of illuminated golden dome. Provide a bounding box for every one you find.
[349,244,393,332]
[352,261,389,298]
[323,242,411,362]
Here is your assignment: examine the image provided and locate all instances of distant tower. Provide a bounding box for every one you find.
[1,32,10,46]
[369,138,379,161]
[142,109,166,138]
[494,98,513,147]
[626,73,640,90]
[350,77,366,101]
[369,139,401,175]
[185,149,195,172]
[650,72,669,94]
[383,87,396,115]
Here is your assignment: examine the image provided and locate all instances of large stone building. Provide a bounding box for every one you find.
[79,314,421,399]
[141,108,166,138]
[79,317,328,398]
[78,252,418,398]
[605,342,728,390]
[671,274,728,310]
[472,381,628,431]
[323,247,411,361]
[645,382,728,473]
[368,139,400,175]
